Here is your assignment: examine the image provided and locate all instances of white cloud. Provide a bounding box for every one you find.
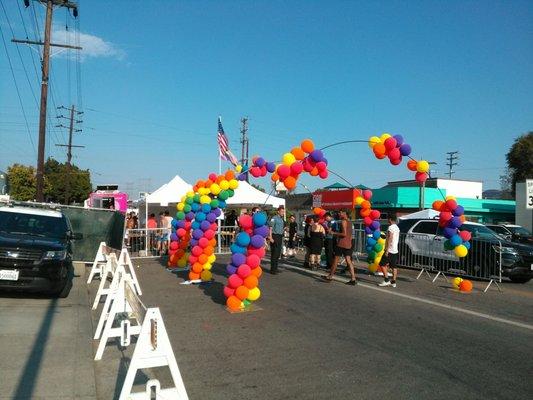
[51,27,125,61]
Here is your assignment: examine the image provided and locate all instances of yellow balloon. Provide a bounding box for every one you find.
[229,179,238,190]
[208,254,216,263]
[368,263,379,273]
[200,195,211,204]
[380,133,392,142]
[377,238,385,245]
[203,262,212,271]
[282,152,296,166]
[186,191,194,197]
[454,245,468,258]
[368,136,381,148]
[452,277,463,289]
[445,195,456,201]
[417,160,429,173]
[177,202,184,211]
[236,165,243,173]
[355,196,364,206]
[247,287,261,301]
[210,183,221,195]
[220,180,230,190]
[200,270,212,281]
[177,258,187,268]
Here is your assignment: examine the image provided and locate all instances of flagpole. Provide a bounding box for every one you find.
[218,116,222,175]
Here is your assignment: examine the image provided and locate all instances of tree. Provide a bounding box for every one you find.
[7,164,38,201]
[251,183,266,192]
[506,132,533,195]
[44,158,92,204]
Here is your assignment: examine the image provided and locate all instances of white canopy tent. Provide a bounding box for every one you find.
[138,175,192,227]
[226,181,285,209]
[399,209,440,220]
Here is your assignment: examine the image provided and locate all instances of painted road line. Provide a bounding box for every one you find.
[279,262,533,332]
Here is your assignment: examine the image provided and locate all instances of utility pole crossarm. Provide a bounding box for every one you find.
[11,38,82,50]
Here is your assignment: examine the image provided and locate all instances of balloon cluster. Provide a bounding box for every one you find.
[168,170,240,281]
[368,133,430,183]
[224,211,269,311]
[246,139,329,191]
[452,277,473,292]
[354,189,385,273]
[432,196,470,258]
[312,207,326,223]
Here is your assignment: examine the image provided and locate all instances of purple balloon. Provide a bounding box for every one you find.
[226,264,237,275]
[192,229,204,240]
[365,227,373,234]
[176,220,186,229]
[253,225,270,238]
[452,205,464,217]
[322,157,328,165]
[190,239,198,247]
[266,162,276,173]
[185,212,195,221]
[238,173,247,181]
[310,149,324,162]
[393,134,404,146]
[250,235,265,249]
[231,253,246,266]
[170,233,178,241]
[213,208,222,217]
[200,220,211,231]
[255,157,265,167]
[206,212,217,223]
[370,221,380,230]
[448,217,462,229]
[443,227,457,239]
[399,144,411,156]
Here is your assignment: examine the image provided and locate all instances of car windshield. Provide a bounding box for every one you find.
[506,226,531,236]
[461,223,501,240]
[0,211,68,239]
[487,225,509,235]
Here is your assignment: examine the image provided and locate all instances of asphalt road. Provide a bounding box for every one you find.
[99,256,533,400]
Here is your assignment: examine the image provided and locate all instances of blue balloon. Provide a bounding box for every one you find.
[190,239,198,247]
[443,227,456,238]
[236,232,251,247]
[176,220,185,229]
[266,162,276,173]
[171,220,178,229]
[450,234,462,247]
[365,227,372,234]
[170,233,178,241]
[230,243,247,254]
[448,217,462,229]
[371,221,380,230]
[250,235,265,249]
[253,225,270,238]
[464,241,471,250]
[213,207,222,217]
[200,220,211,231]
[231,253,246,266]
[399,144,411,156]
[253,211,267,227]
[191,221,200,230]
[372,230,381,239]
[367,238,377,247]
[192,229,203,240]
[202,204,211,213]
[393,134,404,146]
[206,212,217,223]
[195,212,206,222]
[238,173,247,181]
[218,200,226,209]
[191,203,200,212]
[226,264,237,275]
[366,245,373,252]
[255,157,266,167]
[452,205,464,217]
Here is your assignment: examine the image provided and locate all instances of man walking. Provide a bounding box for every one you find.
[323,210,357,285]
[286,215,298,257]
[268,205,285,274]
[323,212,334,269]
[378,214,400,287]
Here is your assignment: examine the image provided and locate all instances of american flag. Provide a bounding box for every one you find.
[217,117,239,165]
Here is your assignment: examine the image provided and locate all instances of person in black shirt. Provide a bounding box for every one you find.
[286,215,298,257]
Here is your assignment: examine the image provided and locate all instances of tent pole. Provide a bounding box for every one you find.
[145,199,148,255]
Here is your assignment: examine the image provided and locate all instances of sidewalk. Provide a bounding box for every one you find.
[0,262,97,400]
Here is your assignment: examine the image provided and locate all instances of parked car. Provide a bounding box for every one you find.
[397,218,533,283]
[485,224,513,241]
[500,224,533,245]
[0,205,82,297]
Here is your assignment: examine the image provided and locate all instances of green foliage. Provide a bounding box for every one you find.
[506,132,533,195]
[44,158,92,204]
[6,164,37,201]
[6,159,92,204]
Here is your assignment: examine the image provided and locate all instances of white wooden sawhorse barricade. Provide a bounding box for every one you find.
[89,245,188,399]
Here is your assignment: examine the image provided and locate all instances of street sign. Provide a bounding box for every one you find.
[527,179,533,209]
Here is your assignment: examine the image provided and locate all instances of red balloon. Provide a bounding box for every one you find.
[459,230,471,242]
[384,137,397,151]
[445,199,458,210]
[204,229,215,240]
[246,254,260,268]
[388,147,401,160]
[363,189,372,200]
[239,214,253,229]
[237,264,251,279]
[250,166,261,178]
[208,173,217,182]
[290,162,303,175]
[440,211,453,223]
[223,285,235,298]
[303,158,313,172]
[363,216,373,226]
[198,237,209,248]
[415,172,428,182]
[319,170,328,179]
[192,246,203,257]
[188,255,198,264]
[169,241,178,250]
[277,165,290,179]
[247,247,265,258]
[315,161,327,172]
[177,228,186,237]
[228,274,244,289]
[370,210,381,220]
[390,157,402,165]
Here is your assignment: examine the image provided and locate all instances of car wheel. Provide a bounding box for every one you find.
[50,264,73,298]
[509,276,531,284]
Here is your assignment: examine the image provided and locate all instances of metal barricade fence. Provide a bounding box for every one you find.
[125,228,171,258]
[354,229,502,284]
[216,225,240,254]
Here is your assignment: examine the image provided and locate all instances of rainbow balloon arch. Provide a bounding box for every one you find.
[166,135,471,311]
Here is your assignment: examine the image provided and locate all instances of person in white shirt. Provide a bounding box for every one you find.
[378,214,400,288]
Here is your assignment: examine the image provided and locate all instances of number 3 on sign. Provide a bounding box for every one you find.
[527,180,533,210]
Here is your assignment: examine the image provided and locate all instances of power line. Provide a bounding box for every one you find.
[445,151,459,179]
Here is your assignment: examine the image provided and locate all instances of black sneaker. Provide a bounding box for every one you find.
[345,280,357,285]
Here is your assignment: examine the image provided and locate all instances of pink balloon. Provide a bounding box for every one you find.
[415,172,428,182]
[204,229,215,240]
[246,254,260,268]
[319,170,328,179]
[363,189,372,200]
[223,285,235,298]
[247,247,265,258]
[277,165,290,179]
[239,214,253,229]
[198,237,209,248]
[384,137,397,151]
[228,274,243,289]
[237,264,251,278]
[316,161,327,171]
[290,162,303,175]
[388,148,401,161]
[192,246,203,257]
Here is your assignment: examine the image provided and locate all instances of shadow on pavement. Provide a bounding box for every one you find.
[12,298,58,399]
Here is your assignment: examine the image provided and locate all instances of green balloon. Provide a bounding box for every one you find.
[444,240,454,251]
[185,197,193,205]
[243,299,251,308]
[219,190,229,201]
[193,194,201,203]
[227,189,235,197]
[374,243,383,252]
[183,204,192,213]
[176,211,185,220]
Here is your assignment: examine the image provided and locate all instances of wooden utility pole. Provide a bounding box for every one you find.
[56,105,84,204]
[240,117,249,182]
[13,0,81,202]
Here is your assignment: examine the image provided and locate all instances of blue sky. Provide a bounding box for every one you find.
[1,0,532,197]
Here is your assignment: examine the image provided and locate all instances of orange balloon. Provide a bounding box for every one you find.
[359,208,371,217]
[225,170,235,181]
[235,285,250,301]
[203,246,214,256]
[432,200,444,211]
[216,175,224,183]
[251,266,263,278]
[310,167,319,176]
[192,262,203,274]
[209,238,217,247]
[284,176,296,190]
[291,147,306,160]
[407,159,418,171]
[271,172,279,182]
[361,200,371,209]
[460,215,466,222]
[301,139,315,153]
[244,275,258,289]
[373,143,386,157]
[198,254,208,264]
[169,252,179,265]
[226,295,242,311]
[204,179,213,188]
[189,271,200,280]
[459,280,473,292]
[196,179,205,188]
